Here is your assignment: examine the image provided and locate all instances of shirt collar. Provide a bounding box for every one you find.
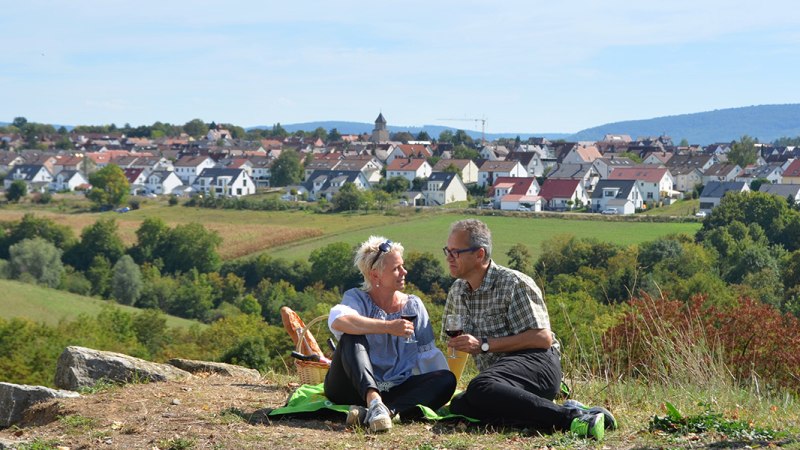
[468,260,497,293]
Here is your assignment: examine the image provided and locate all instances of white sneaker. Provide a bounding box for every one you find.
[345,404,367,428]
[365,399,392,432]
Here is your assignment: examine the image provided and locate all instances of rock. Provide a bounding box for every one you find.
[54,346,191,391]
[0,382,79,429]
[167,358,261,380]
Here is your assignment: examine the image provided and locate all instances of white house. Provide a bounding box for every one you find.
[385,144,432,165]
[422,172,468,206]
[385,158,432,183]
[193,168,255,197]
[146,170,184,195]
[699,181,749,213]
[561,145,602,164]
[477,160,527,187]
[432,159,479,184]
[488,177,540,209]
[50,170,88,192]
[608,167,675,203]
[304,170,371,201]
[538,178,589,210]
[174,155,217,185]
[3,164,53,192]
[590,179,643,214]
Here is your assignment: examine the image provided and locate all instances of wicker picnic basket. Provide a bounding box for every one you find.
[280,306,330,385]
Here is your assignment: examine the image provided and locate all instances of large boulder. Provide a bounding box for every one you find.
[168,358,261,380]
[54,346,191,390]
[0,382,79,429]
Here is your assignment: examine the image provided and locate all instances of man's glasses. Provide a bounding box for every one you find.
[371,240,392,268]
[442,246,480,258]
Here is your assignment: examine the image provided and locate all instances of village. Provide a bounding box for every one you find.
[2,113,799,216]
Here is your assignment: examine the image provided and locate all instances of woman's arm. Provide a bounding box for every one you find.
[331,314,409,337]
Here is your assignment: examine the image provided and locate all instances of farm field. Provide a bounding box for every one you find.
[0,279,203,329]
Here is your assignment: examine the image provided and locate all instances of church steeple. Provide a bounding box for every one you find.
[371,112,389,143]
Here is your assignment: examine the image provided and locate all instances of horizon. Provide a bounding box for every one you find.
[3,1,800,133]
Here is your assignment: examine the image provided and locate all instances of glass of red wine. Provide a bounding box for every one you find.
[401,301,418,344]
[444,314,464,358]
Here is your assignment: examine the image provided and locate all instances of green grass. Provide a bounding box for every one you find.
[642,198,702,217]
[268,212,702,264]
[0,279,204,329]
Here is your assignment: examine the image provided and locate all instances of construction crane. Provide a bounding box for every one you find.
[437,117,488,145]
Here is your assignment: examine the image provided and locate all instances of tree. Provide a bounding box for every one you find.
[86,255,113,297]
[451,144,480,160]
[160,223,222,275]
[728,135,759,168]
[183,119,208,139]
[309,242,360,292]
[404,251,448,294]
[452,129,473,146]
[87,164,129,208]
[128,217,170,265]
[5,180,27,203]
[438,130,454,143]
[270,123,288,138]
[111,255,143,305]
[416,131,431,141]
[271,149,304,186]
[383,176,410,194]
[0,213,76,259]
[64,218,126,271]
[327,128,341,142]
[8,238,64,288]
[391,131,414,143]
[507,244,534,276]
[331,183,363,211]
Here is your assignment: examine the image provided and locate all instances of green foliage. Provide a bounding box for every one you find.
[183,118,208,138]
[129,216,169,265]
[9,237,64,288]
[0,213,76,259]
[650,401,776,440]
[5,179,28,202]
[111,255,143,305]
[451,144,480,160]
[308,241,360,292]
[160,223,222,275]
[87,164,129,208]
[728,135,759,168]
[382,176,411,194]
[86,255,113,297]
[331,182,364,211]
[270,149,304,186]
[403,250,449,295]
[169,269,215,321]
[64,218,125,272]
[506,243,534,276]
[535,235,621,283]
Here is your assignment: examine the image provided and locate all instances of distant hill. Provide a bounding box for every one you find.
[250,121,570,142]
[568,104,800,145]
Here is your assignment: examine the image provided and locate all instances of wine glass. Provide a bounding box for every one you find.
[444,314,464,358]
[400,301,417,344]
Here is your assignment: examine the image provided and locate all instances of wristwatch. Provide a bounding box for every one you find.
[481,337,490,353]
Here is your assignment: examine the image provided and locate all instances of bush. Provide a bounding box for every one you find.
[168,195,179,206]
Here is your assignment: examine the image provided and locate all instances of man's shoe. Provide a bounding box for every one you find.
[346,405,367,428]
[564,399,618,430]
[365,399,392,432]
[570,412,604,440]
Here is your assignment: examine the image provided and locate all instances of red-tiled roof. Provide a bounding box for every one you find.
[386,158,427,171]
[608,167,669,183]
[539,179,581,199]
[783,159,800,177]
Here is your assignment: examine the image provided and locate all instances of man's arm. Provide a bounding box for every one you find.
[449,328,552,354]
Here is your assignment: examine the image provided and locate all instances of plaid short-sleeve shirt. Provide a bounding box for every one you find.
[443,261,555,371]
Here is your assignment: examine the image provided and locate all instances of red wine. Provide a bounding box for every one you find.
[401,314,417,322]
[445,329,463,338]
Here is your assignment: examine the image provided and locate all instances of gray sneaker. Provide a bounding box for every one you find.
[345,404,367,428]
[365,399,392,432]
[564,399,617,430]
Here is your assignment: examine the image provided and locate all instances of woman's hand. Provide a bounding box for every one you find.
[387,318,415,338]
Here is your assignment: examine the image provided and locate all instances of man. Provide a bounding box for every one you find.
[443,219,615,440]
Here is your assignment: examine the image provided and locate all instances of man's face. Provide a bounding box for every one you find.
[445,230,480,279]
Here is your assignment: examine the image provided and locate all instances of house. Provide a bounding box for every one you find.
[385,144,432,165]
[50,170,88,192]
[546,163,600,193]
[759,183,800,204]
[173,155,216,185]
[702,163,742,185]
[737,163,783,185]
[146,170,183,195]
[782,159,800,184]
[385,158,432,183]
[304,170,371,201]
[432,159,479,184]
[477,160,527,187]
[499,194,543,212]
[666,154,718,173]
[3,164,53,192]
[538,178,588,210]
[668,166,704,193]
[488,177,540,209]
[422,172,468,206]
[509,145,558,177]
[334,156,383,185]
[561,145,602,164]
[642,151,673,166]
[53,155,84,173]
[479,145,510,161]
[193,168,255,197]
[699,181,750,213]
[0,152,25,174]
[590,180,643,214]
[123,168,149,195]
[608,166,676,203]
[592,156,637,179]
[246,155,273,188]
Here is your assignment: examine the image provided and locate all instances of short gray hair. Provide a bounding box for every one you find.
[354,235,405,291]
[450,219,492,262]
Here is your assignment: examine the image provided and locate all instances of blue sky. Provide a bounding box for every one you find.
[2,1,799,133]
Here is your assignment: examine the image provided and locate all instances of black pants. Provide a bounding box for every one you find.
[323,334,456,418]
[449,348,580,430]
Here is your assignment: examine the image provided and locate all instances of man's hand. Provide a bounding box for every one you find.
[448,334,481,354]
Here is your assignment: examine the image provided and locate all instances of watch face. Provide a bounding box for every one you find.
[481,342,489,352]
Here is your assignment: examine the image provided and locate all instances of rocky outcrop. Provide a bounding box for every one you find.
[54,346,191,391]
[0,382,79,429]
[168,358,261,380]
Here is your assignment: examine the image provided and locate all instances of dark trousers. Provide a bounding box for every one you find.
[324,334,456,418]
[449,348,579,430]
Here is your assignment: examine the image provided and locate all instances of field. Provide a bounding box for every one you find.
[0,201,702,265]
[0,279,203,329]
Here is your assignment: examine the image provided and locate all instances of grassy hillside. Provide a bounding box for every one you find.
[0,279,203,328]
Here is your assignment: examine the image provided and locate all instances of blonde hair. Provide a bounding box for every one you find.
[355,235,404,291]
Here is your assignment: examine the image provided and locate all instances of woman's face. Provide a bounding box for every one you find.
[373,251,407,291]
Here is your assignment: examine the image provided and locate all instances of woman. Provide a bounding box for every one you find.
[324,236,456,432]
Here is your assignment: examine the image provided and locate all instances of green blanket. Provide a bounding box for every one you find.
[268,383,478,422]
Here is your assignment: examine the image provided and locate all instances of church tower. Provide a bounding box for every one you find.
[370,113,389,143]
